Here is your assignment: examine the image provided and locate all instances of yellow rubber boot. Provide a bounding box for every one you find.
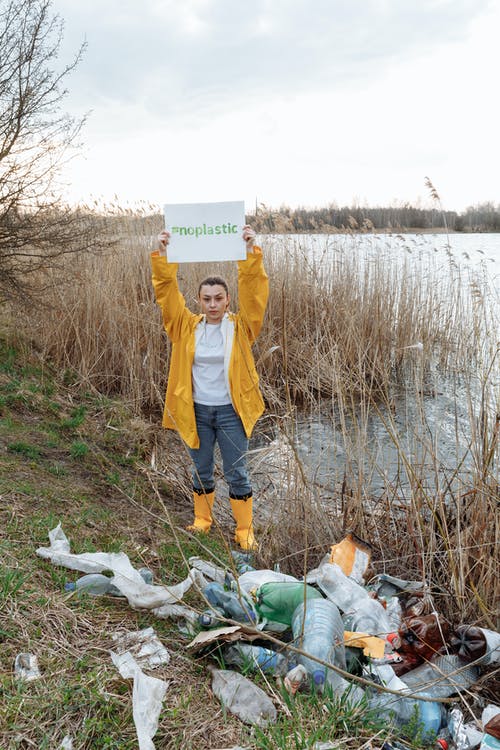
[187,490,214,533]
[230,496,257,550]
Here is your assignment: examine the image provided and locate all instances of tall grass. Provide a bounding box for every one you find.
[9,205,499,626]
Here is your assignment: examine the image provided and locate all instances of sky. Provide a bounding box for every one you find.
[50,0,500,214]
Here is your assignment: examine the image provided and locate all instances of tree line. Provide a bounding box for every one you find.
[247,202,500,234]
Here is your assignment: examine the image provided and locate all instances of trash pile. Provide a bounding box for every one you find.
[34,525,499,750]
[188,534,500,749]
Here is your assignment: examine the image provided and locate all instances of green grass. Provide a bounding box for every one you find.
[1,332,493,749]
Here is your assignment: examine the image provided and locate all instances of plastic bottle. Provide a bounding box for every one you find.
[210,667,277,727]
[450,625,500,666]
[65,573,117,595]
[231,549,256,574]
[342,597,393,637]
[314,562,371,612]
[223,643,292,676]
[291,597,346,691]
[65,568,152,596]
[237,568,299,596]
[203,581,257,623]
[397,613,451,662]
[480,706,500,750]
[198,606,225,628]
[254,581,324,626]
[188,556,227,584]
[402,654,479,698]
[367,664,446,735]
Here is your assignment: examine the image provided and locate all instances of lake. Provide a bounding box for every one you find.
[250,232,500,500]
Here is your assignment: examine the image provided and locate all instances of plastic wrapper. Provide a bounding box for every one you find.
[210,668,277,727]
[111,627,170,669]
[37,524,204,612]
[14,652,41,682]
[111,650,168,750]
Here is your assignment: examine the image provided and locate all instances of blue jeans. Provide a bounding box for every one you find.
[188,403,252,498]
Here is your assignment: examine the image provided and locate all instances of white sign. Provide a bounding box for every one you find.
[163,201,247,263]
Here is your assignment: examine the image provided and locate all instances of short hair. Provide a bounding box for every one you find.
[198,276,229,296]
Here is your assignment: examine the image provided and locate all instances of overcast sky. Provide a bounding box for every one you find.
[51,0,500,213]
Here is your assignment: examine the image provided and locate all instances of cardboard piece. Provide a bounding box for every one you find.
[187,625,263,653]
[164,201,246,263]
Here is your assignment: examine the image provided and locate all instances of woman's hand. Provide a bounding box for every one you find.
[157,230,171,256]
[242,224,256,251]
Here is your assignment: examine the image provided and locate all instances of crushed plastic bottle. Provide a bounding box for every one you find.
[291,597,346,691]
[342,597,393,637]
[223,643,292,675]
[231,550,256,574]
[450,625,500,666]
[210,667,277,727]
[188,556,227,584]
[254,581,324,627]
[203,581,257,623]
[313,562,371,612]
[198,606,225,628]
[367,664,446,735]
[402,654,479,698]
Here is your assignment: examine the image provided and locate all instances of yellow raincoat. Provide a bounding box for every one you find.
[151,247,269,449]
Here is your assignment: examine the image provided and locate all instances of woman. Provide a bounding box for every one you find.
[151,225,269,550]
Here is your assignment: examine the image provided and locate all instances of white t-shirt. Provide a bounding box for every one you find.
[192,322,231,405]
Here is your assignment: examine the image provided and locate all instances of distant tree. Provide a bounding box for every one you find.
[0,0,111,302]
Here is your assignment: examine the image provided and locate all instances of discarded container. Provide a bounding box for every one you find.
[480,705,500,749]
[367,664,446,735]
[223,643,291,675]
[314,562,370,612]
[254,581,324,626]
[189,556,227,584]
[397,613,451,662]
[369,573,425,599]
[342,597,393,637]
[65,573,118,596]
[402,654,479,698]
[65,567,153,596]
[203,582,256,623]
[450,625,500,666]
[237,568,299,596]
[291,597,346,690]
[283,664,308,695]
[231,550,256,574]
[198,606,225,628]
[210,667,277,727]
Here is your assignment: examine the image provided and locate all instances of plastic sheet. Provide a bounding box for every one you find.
[111,650,168,750]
